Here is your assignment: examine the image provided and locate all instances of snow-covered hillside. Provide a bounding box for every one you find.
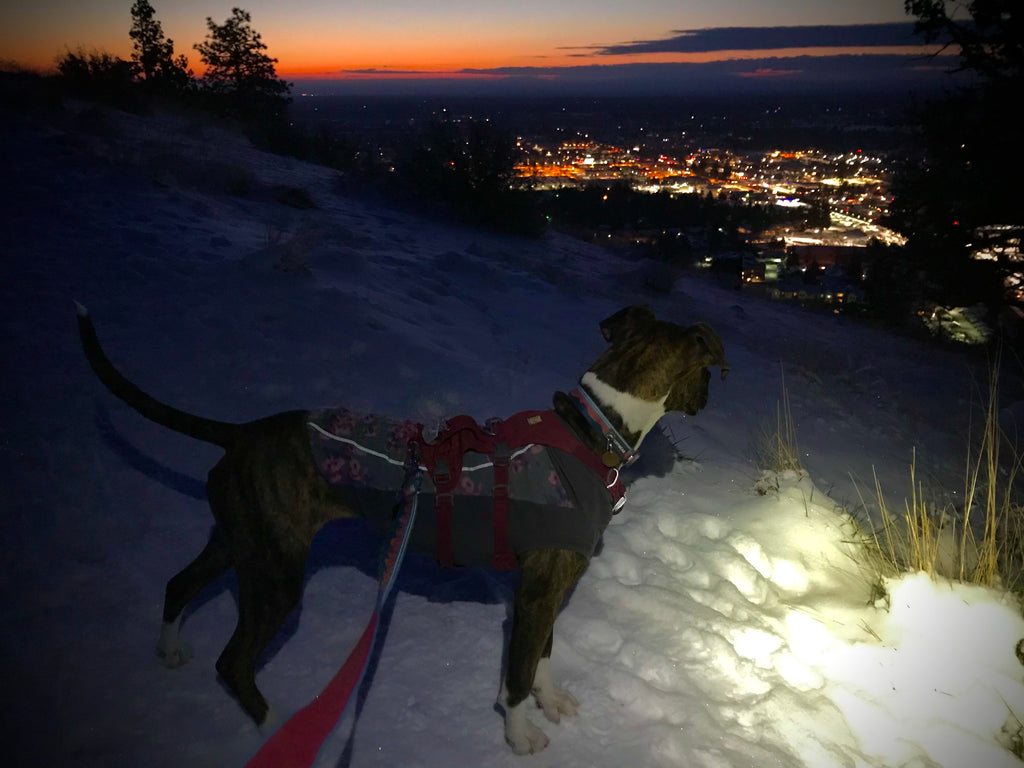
[3,95,1024,768]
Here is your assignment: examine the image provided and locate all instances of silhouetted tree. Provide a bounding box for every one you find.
[129,0,192,95]
[193,7,289,121]
[906,0,1022,83]
[805,199,832,230]
[393,119,540,233]
[894,1,1023,312]
[862,239,920,323]
[650,230,693,265]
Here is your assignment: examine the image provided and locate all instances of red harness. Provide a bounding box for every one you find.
[413,409,626,569]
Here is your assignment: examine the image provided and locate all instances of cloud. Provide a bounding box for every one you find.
[586,22,921,56]
[444,52,963,95]
[337,67,507,80]
[344,68,432,75]
[461,52,943,81]
[736,67,803,79]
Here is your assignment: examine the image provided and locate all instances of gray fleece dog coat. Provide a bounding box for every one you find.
[308,408,617,569]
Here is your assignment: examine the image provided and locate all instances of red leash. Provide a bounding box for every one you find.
[243,449,423,768]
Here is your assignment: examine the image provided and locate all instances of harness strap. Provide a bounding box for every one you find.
[430,457,455,568]
[414,408,626,568]
[436,496,455,568]
[426,446,517,570]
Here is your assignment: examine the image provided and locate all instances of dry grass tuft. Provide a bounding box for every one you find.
[866,451,974,583]
[754,366,802,473]
[866,354,1024,593]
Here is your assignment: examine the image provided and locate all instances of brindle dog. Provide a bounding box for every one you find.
[76,304,727,754]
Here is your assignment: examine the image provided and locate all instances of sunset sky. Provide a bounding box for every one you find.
[0,1,953,94]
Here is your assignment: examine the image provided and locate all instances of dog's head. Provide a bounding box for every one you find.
[591,306,728,416]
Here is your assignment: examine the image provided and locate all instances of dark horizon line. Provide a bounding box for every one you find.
[285,51,965,98]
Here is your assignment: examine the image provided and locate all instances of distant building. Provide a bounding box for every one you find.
[764,266,863,309]
[787,244,863,269]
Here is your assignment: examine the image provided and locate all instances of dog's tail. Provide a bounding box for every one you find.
[76,302,237,448]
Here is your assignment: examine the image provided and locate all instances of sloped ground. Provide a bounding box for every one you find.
[2,96,1022,768]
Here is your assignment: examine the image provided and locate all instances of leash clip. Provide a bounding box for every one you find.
[604,466,627,514]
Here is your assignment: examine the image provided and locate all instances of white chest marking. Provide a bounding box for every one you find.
[580,371,667,446]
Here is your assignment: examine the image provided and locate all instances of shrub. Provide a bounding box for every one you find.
[0,67,65,114]
[55,48,144,111]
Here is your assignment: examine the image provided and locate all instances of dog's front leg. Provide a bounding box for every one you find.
[532,655,579,723]
[503,549,587,754]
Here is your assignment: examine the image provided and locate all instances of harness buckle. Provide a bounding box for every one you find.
[432,458,451,488]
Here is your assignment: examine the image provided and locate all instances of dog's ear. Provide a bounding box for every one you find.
[600,306,657,343]
[689,323,730,380]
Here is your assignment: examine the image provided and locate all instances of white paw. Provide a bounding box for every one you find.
[530,657,579,723]
[155,618,192,668]
[505,701,550,755]
[535,686,579,724]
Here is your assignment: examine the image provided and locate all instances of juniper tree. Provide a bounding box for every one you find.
[129,0,191,94]
[193,7,289,119]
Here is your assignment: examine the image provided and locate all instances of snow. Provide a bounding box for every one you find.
[3,97,1024,768]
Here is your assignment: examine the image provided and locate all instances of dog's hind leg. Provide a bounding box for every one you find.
[157,527,232,668]
[502,548,587,754]
[215,547,306,727]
